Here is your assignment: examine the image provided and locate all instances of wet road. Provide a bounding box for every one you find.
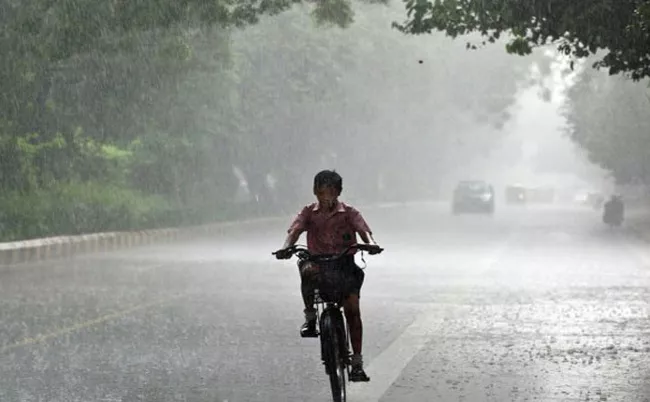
[2,202,650,402]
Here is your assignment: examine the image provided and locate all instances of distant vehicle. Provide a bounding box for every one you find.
[505,184,527,205]
[587,192,605,209]
[526,186,555,204]
[603,195,624,227]
[452,180,495,215]
[573,191,589,204]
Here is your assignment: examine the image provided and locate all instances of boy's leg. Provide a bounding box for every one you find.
[298,261,319,338]
[344,264,369,382]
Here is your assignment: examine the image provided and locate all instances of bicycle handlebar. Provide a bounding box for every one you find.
[272,243,383,262]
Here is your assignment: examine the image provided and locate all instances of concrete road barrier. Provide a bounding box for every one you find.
[0,216,287,266]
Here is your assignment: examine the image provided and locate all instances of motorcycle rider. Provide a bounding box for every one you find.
[603,194,625,225]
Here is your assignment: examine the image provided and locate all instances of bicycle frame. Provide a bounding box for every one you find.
[315,289,350,402]
[315,289,351,368]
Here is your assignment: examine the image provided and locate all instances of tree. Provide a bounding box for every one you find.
[394,0,650,80]
[0,0,372,197]
[0,0,555,239]
[565,58,650,183]
[223,3,551,202]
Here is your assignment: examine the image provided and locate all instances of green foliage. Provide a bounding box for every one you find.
[0,182,262,242]
[225,4,546,199]
[395,0,650,80]
[565,60,650,183]
[0,183,167,241]
[0,128,134,192]
[0,0,546,241]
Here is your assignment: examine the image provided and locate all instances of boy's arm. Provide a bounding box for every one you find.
[279,206,309,249]
[275,208,309,259]
[349,207,379,246]
[358,230,378,246]
[281,228,303,249]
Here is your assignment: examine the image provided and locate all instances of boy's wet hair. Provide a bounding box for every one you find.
[313,170,343,194]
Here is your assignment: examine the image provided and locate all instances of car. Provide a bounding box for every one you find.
[586,192,605,209]
[452,180,495,215]
[505,184,527,205]
[527,186,556,204]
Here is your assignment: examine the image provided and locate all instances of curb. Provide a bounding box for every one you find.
[0,216,287,267]
[0,200,440,266]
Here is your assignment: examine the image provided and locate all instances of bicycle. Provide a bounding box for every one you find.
[272,243,383,402]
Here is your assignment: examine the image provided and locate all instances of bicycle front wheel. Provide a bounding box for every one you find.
[320,312,346,402]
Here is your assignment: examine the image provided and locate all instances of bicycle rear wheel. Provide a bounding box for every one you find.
[320,311,346,402]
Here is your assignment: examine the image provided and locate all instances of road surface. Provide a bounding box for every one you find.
[2,202,650,402]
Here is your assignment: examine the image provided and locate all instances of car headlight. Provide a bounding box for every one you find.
[480,193,492,202]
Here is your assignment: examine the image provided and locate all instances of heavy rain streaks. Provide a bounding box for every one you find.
[2,0,650,401]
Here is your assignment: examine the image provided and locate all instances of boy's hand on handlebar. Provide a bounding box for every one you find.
[364,244,383,255]
[274,248,292,260]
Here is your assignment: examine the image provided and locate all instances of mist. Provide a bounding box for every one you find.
[5,1,650,401]
[0,1,616,239]
[219,4,610,212]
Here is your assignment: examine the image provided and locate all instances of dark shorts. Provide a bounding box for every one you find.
[298,255,365,299]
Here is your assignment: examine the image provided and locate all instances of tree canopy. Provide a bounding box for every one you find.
[394,0,650,80]
[565,58,650,184]
[0,0,546,241]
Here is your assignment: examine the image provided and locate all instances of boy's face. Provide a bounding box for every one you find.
[315,185,339,210]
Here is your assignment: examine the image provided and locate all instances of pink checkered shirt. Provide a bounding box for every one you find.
[288,201,372,255]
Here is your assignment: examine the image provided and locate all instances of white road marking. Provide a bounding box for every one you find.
[346,310,446,402]
[347,234,514,401]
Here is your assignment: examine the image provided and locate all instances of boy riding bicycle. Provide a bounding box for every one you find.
[275,170,382,382]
